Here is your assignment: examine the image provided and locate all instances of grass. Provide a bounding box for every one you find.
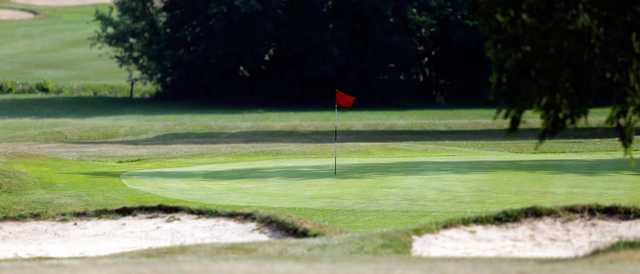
[4,255,640,274]
[0,103,637,267]
[1,2,640,273]
[0,94,637,232]
[0,164,27,192]
[121,155,639,231]
[0,1,125,84]
[0,94,621,145]
[590,241,640,257]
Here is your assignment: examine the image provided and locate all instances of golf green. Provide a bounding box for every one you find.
[123,153,640,216]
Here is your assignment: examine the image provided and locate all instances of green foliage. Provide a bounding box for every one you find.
[0,80,17,94]
[0,80,155,97]
[93,0,486,105]
[475,0,640,153]
[0,80,33,94]
[34,80,55,94]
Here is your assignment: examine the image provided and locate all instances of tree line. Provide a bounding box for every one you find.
[94,0,488,106]
[94,0,639,151]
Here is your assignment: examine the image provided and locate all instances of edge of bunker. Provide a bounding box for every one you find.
[0,205,325,239]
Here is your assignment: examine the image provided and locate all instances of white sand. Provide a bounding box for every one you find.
[412,217,640,258]
[0,9,34,20]
[0,214,281,259]
[12,0,111,6]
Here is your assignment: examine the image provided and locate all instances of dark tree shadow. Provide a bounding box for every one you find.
[78,128,629,145]
[0,96,492,119]
[70,171,125,179]
[0,97,222,118]
[122,158,639,182]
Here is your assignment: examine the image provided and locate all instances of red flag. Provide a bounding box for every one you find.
[336,90,355,108]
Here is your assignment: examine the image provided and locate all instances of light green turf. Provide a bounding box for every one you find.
[123,154,640,211]
[0,1,126,84]
[122,153,640,231]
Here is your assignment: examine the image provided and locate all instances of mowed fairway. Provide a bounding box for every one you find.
[0,0,124,84]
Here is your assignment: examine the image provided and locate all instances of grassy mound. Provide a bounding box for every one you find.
[122,155,640,231]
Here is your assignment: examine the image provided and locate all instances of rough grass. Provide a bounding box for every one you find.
[589,241,640,257]
[3,255,640,274]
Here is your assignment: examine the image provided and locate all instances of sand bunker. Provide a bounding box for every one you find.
[12,0,111,6]
[0,214,282,259]
[412,217,640,259]
[0,9,34,20]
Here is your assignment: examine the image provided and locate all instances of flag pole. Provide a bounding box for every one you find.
[334,102,338,176]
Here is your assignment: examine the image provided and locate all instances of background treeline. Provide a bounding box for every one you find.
[476,0,640,151]
[94,0,489,106]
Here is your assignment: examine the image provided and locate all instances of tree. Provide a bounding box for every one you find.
[94,0,487,106]
[475,0,640,153]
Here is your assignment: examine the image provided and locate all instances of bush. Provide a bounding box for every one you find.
[0,80,157,97]
[0,80,35,94]
[34,80,55,94]
[0,80,18,94]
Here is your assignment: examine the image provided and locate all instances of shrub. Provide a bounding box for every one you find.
[34,80,55,94]
[0,80,17,94]
[0,80,157,97]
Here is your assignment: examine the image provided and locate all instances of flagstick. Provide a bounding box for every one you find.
[334,103,338,176]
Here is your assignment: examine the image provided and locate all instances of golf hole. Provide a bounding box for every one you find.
[412,217,640,259]
[0,9,35,21]
[12,0,111,6]
[0,213,286,259]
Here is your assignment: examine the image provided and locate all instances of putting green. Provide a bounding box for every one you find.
[122,153,640,216]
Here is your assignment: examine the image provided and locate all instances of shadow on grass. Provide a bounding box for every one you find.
[0,96,211,118]
[123,158,639,181]
[78,127,628,145]
[70,171,125,179]
[0,96,489,118]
